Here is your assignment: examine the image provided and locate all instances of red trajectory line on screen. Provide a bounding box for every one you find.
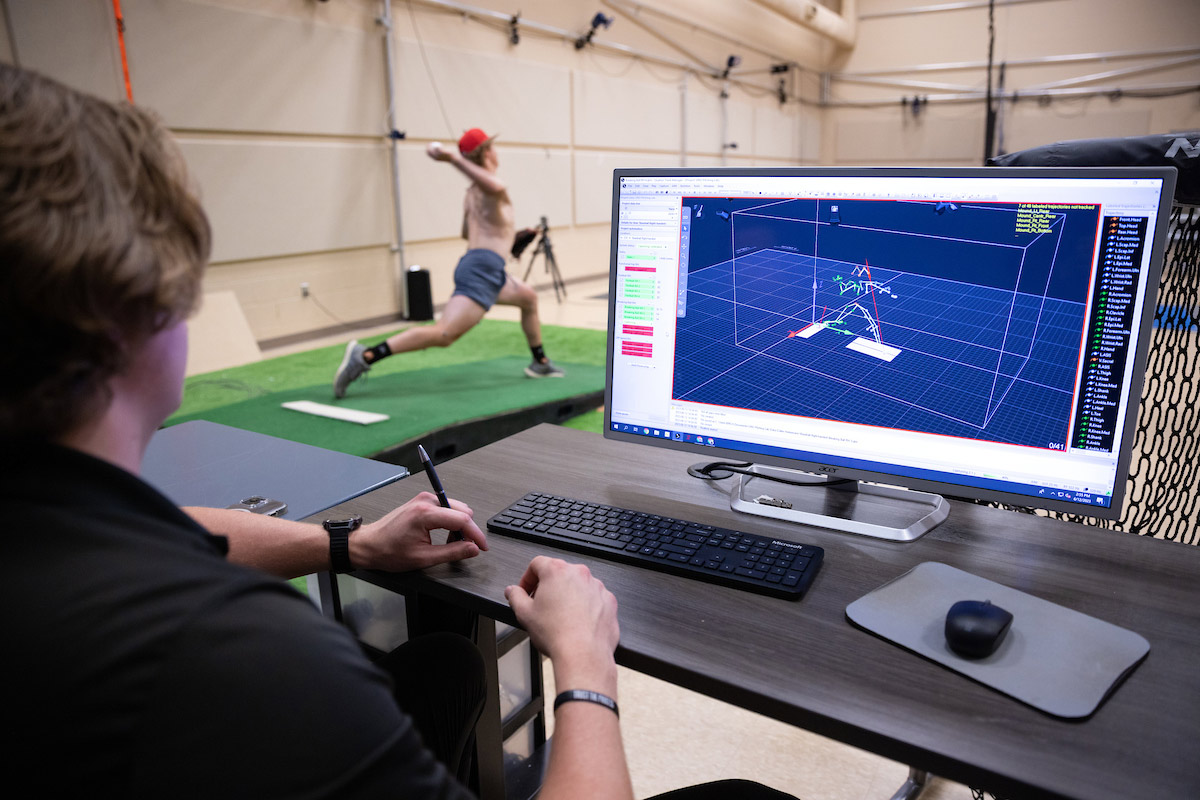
[864,260,883,343]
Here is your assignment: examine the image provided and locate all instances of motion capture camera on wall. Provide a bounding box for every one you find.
[575,12,613,50]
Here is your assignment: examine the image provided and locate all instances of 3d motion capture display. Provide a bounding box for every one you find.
[673,196,1102,451]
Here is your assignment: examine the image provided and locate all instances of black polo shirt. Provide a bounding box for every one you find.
[0,443,473,799]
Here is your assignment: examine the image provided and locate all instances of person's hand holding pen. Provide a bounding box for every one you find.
[348,491,487,573]
[419,444,463,542]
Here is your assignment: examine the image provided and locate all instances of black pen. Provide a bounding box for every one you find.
[418,444,462,542]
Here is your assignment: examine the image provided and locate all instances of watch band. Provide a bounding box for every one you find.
[323,516,361,573]
[552,689,619,718]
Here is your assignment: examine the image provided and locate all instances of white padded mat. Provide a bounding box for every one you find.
[845,562,1149,718]
[281,400,389,425]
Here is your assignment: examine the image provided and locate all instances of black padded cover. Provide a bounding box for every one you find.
[989,132,1199,205]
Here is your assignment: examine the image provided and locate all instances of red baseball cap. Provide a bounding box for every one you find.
[458,128,496,156]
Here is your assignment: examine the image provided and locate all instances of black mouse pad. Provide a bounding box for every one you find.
[845,562,1149,718]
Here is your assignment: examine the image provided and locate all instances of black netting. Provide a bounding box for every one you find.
[960,206,1199,800]
[959,205,1200,546]
[1039,204,1200,543]
[969,138,1196,800]
[986,133,1200,544]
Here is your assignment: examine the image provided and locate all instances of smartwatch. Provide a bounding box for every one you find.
[322,515,362,573]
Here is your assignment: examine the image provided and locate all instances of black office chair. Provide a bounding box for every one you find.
[988,133,1200,545]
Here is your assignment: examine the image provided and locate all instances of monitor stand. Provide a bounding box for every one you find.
[729,464,949,542]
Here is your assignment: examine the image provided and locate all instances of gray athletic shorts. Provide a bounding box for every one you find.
[452,249,509,310]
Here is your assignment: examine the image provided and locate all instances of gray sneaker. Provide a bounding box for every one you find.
[525,359,565,378]
[333,340,370,398]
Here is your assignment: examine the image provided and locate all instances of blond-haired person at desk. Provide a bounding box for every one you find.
[0,63,792,800]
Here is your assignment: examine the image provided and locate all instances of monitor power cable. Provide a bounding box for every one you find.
[686,460,853,488]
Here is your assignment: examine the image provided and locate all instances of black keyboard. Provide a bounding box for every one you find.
[487,492,823,600]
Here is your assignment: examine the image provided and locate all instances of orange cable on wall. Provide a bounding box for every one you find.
[112,0,133,102]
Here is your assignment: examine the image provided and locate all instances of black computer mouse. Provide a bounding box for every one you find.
[945,599,1013,658]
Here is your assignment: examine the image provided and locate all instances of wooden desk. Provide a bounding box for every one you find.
[324,424,1200,800]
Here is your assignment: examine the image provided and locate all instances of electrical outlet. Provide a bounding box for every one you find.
[300,282,310,298]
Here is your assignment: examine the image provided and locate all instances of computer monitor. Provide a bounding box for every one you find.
[604,166,1176,541]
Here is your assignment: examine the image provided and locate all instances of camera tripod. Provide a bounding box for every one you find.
[520,216,566,302]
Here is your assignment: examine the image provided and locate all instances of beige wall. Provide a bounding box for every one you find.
[3,0,1196,343]
[825,0,1200,164]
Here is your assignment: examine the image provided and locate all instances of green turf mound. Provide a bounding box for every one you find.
[168,356,603,457]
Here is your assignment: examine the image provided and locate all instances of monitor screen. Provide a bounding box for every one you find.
[604,166,1175,530]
